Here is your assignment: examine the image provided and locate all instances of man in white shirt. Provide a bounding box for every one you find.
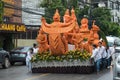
[91,44,102,73]
[33,43,39,54]
[98,42,107,69]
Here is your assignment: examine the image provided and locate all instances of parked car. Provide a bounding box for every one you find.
[10,46,31,65]
[0,48,11,68]
[106,36,120,59]
[106,36,120,80]
[113,54,120,80]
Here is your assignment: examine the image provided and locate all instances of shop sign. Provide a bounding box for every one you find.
[0,24,26,32]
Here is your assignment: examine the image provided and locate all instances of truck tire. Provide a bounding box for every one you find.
[2,57,10,69]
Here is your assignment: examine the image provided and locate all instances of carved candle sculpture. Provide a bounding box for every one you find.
[36,28,49,53]
[41,9,75,55]
[36,8,102,55]
[80,18,90,39]
[91,20,100,46]
[72,27,83,50]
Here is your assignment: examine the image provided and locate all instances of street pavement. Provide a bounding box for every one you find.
[0,63,113,80]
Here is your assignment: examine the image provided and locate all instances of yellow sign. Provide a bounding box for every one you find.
[2,0,15,17]
[0,24,26,32]
[4,8,14,17]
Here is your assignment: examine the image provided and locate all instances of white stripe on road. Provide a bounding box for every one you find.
[25,73,49,80]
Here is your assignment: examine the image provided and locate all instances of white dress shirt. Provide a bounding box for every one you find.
[91,48,102,62]
[33,47,39,54]
[98,46,107,58]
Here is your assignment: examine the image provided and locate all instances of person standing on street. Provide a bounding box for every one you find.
[91,44,102,74]
[106,46,112,68]
[110,44,116,66]
[26,48,34,72]
[98,41,107,69]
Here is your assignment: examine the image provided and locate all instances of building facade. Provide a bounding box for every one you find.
[20,0,44,41]
[0,0,26,50]
[22,0,44,26]
[3,0,22,23]
[11,0,22,23]
[79,0,120,24]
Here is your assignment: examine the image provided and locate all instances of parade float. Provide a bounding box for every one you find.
[31,8,102,74]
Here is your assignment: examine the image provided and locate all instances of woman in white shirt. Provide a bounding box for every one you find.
[91,44,102,73]
[26,48,33,72]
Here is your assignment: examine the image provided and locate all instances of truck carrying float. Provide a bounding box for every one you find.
[31,8,106,74]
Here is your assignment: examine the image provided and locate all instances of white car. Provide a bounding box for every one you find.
[106,36,120,80]
[106,36,120,59]
[113,54,120,80]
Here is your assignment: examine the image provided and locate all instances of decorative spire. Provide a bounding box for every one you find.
[71,7,77,21]
[71,7,75,14]
[92,20,95,26]
[65,9,70,16]
[53,9,60,20]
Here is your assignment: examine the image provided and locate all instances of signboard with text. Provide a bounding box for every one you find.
[0,23,26,32]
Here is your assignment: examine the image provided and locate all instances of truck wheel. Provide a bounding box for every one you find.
[2,57,10,69]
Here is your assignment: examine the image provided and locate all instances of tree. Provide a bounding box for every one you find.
[40,0,80,23]
[40,0,120,37]
[91,7,120,37]
[0,0,4,23]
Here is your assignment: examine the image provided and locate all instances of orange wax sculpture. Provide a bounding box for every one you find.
[41,9,75,55]
[91,20,100,46]
[36,28,49,53]
[37,8,101,55]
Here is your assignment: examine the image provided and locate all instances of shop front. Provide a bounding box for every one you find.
[0,23,26,51]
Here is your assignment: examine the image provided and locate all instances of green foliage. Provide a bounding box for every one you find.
[91,7,120,37]
[98,30,108,47]
[40,0,80,23]
[40,1,120,37]
[31,50,91,62]
[79,6,89,19]
[0,0,4,23]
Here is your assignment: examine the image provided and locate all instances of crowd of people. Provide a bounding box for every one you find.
[91,41,116,74]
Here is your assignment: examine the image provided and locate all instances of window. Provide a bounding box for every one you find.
[17,29,39,39]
